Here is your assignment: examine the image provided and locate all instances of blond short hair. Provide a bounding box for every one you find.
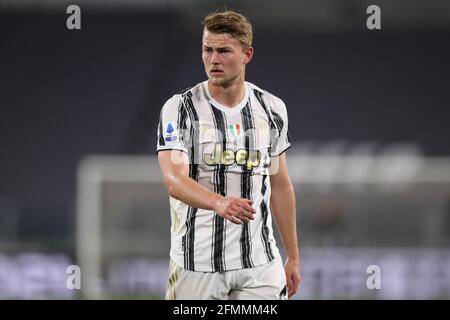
[203,10,253,50]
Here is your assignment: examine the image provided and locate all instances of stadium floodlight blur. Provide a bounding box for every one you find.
[75,143,450,299]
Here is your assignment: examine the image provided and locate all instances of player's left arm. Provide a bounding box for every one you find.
[269,152,301,298]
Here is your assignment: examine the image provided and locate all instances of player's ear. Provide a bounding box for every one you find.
[243,46,253,64]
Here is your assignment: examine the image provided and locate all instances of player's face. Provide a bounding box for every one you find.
[202,30,253,87]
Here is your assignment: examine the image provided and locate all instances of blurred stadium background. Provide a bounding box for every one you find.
[1,0,450,299]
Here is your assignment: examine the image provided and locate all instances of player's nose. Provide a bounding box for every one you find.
[210,51,220,63]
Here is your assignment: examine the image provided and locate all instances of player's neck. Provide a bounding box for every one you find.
[208,79,246,109]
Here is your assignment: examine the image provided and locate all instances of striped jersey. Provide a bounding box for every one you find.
[157,80,291,272]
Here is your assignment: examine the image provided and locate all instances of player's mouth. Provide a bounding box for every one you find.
[210,69,223,76]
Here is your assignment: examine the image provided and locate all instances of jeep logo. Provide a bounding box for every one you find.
[204,143,261,170]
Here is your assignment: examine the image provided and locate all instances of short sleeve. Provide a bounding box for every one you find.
[269,97,291,157]
[157,95,190,154]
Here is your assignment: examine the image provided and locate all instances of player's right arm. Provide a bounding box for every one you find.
[158,150,256,224]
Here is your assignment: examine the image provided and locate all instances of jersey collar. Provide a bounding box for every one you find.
[202,80,250,114]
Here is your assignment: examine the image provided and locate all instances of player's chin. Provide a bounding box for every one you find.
[208,75,226,85]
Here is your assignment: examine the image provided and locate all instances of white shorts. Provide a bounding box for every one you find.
[165,255,287,300]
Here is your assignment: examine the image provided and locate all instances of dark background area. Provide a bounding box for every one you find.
[0,2,449,255]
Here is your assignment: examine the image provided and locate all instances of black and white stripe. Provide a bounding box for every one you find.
[239,102,256,268]
[181,91,199,271]
[254,89,284,154]
[158,110,166,147]
[177,95,188,148]
[210,105,228,272]
[259,174,275,262]
[253,89,280,262]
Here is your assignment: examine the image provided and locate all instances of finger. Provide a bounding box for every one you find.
[240,198,255,207]
[235,207,252,222]
[289,280,299,298]
[286,276,294,298]
[288,279,297,298]
[243,203,257,214]
[245,208,256,219]
[237,210,254,221]
[227,213,242,225]
[237,202,256,215]
[237,211,251,223]
[292,279,299,296]
[293,274,301,294]
[228,207,242,218]
[232,215,243,224]
[243,199,256,210]
[231,202,253,220]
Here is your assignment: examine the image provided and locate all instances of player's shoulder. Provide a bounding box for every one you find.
[164,82,204,106]
[161,84,193,112]
[246,81,287,112]
[166,86,191,104]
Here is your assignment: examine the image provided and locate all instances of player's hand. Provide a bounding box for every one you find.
[213,196,256,224]
[284,256,301,298]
